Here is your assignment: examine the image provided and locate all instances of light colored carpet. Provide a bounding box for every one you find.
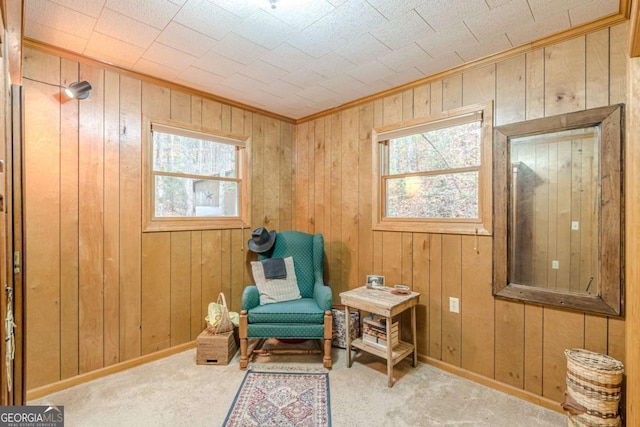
[30,342,567,426]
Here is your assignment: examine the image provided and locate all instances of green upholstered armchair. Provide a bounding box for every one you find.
[239,231,333,369]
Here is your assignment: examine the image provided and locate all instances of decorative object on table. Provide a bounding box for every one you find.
[205,293,238,335]
[362,314,399,349]
[239,231,333,369]
[223,371,330,427]
[392,284,411,295]
[562,348,624,427]
[247,227,277,253]
[366,274,385,289]
[331,304,360,349]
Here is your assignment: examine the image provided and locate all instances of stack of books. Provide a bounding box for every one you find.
[362,314,399,349]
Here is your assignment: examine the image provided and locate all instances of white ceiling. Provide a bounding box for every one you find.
[24,0,621,119]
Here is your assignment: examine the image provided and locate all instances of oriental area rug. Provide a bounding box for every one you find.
[223,371,331,426]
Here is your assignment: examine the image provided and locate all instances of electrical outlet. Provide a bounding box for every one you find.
[552,260,559,269]
[449,297,460,313]
[571,221,580,230]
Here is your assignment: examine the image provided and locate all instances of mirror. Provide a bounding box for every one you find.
[493,105,623,316]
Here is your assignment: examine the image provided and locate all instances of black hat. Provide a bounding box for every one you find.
[248,227,276,253]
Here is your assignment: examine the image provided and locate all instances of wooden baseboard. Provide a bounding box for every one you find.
[26,341,196,401]
[418,354,564,414]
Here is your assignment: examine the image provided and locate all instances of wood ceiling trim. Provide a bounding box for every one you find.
[22,38,297,124]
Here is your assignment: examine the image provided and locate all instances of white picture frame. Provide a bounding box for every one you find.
[366,275,385,288]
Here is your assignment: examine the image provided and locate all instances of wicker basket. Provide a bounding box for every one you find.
[563,349,624,427]
[205,293,235,335]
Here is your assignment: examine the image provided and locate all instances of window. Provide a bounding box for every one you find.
[143,118,250,231]
[372,103,493,234]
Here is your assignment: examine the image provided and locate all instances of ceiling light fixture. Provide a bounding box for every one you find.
[64,81,92,100]
[269,0,277,9]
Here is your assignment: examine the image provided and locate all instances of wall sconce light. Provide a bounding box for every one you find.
[64,81,92,100]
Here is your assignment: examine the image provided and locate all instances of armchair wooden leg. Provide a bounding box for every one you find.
[323,310,332,369]
[239,310,248,370]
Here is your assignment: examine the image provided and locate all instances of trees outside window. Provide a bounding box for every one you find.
[143,118,250,232]
[373,103,493,235]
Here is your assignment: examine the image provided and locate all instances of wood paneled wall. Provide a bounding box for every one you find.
[294,24,627,404]
[22,24,629,403]
[22,46,294,390]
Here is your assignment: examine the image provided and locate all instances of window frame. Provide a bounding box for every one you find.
[372,102,493,235]
[143,116,251,232]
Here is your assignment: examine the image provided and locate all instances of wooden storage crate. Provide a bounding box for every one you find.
[196,329,237,365]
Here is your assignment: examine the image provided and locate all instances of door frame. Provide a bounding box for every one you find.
[0,84,25,406]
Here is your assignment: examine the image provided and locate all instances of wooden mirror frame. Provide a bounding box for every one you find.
[493,104,624,316]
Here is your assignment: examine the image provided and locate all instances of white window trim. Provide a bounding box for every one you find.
[371,102,493,235]
[143,116,251,232]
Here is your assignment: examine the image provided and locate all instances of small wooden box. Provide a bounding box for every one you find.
[196,329,237,365]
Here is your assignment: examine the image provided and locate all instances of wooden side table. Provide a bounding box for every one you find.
[339,286,420,387]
